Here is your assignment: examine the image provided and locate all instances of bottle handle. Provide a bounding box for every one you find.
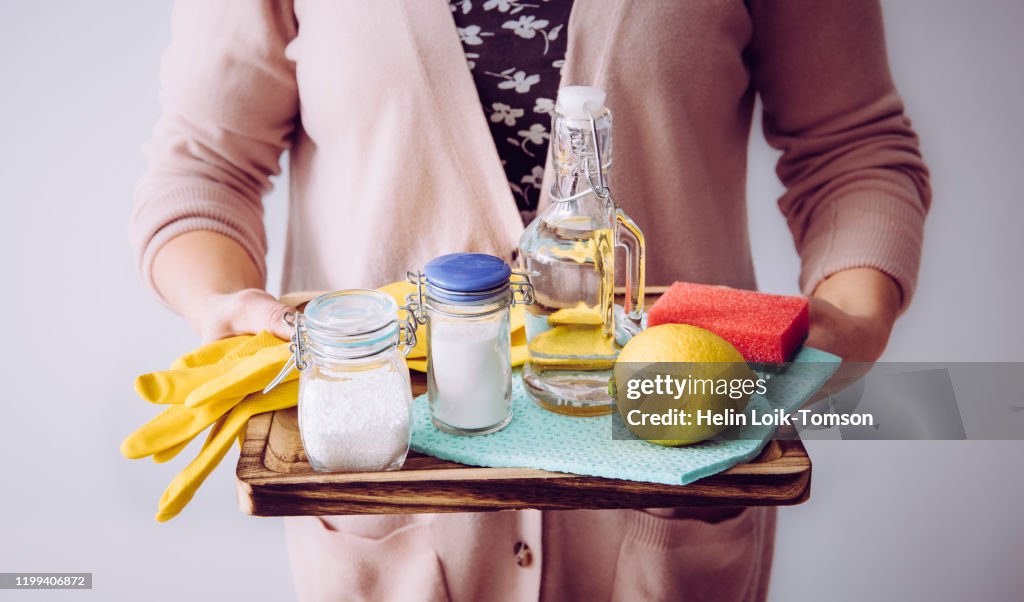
[615,208,646,323]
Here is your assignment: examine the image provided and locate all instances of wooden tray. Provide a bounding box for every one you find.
[236,374,812,517]
[237,287,812,516]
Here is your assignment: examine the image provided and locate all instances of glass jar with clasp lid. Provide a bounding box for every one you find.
[406,253,535,436]
[265,290,418,472]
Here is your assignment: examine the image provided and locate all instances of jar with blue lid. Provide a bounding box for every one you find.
[407,253,534,435]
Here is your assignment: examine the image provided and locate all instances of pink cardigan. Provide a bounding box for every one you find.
[132,1,929,600]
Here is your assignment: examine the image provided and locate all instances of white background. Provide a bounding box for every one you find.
[1,1,1022,600]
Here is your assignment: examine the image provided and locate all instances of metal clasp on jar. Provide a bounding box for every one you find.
[396,305,418,355]
[263,305,417,394]
[405,270,534,322]
[509,271,536,306]
[262,311,307,394]
[405,270,429,326]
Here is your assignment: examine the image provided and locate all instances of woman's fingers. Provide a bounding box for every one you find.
[198,289,296,342]
[229,289,296,341]
[807,296,890,363]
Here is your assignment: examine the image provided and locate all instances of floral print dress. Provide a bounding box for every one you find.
[450,0,574,225]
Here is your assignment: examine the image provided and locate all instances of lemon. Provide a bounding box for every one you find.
[617,323,746,364]
[614,324,755,446]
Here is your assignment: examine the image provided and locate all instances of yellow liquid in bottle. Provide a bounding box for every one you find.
[523,226,618,415]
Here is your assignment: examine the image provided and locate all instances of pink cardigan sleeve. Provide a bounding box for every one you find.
[130,0,298,299]
[749,0,931,310]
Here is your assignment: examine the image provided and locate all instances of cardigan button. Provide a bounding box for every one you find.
[513,541,533,568]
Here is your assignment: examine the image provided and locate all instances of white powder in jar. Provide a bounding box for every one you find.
[298,366,412,472]
[429,319,512,431]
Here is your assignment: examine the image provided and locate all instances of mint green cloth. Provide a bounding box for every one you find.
[410,347,840,486]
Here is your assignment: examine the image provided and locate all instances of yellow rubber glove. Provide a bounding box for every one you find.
[135,332,286,405]
[128,333,288,460]
[147,417,246,464]
[183,343,293,408]
[151,435,194,464]
[155,381,298,522]
[121,392,249,459]
[170,334,251,370]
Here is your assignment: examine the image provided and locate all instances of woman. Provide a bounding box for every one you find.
[131,1,929,600]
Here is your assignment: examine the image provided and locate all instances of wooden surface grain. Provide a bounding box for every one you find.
[236,287,813,516]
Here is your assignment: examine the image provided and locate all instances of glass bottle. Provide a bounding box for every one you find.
[517,86,646,416]
[407,253,535,435]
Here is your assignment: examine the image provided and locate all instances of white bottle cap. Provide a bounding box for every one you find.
[555,85,607,119]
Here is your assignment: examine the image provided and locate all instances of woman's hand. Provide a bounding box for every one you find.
[152,231,295,343]
[805,268,902,363]
[805,297,892,363]
[193,288,295,343]
[802,267,902,408]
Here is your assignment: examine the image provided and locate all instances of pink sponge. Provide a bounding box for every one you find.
[647,282,809,363]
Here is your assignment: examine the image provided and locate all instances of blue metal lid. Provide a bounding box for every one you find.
[424,253,511,302]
